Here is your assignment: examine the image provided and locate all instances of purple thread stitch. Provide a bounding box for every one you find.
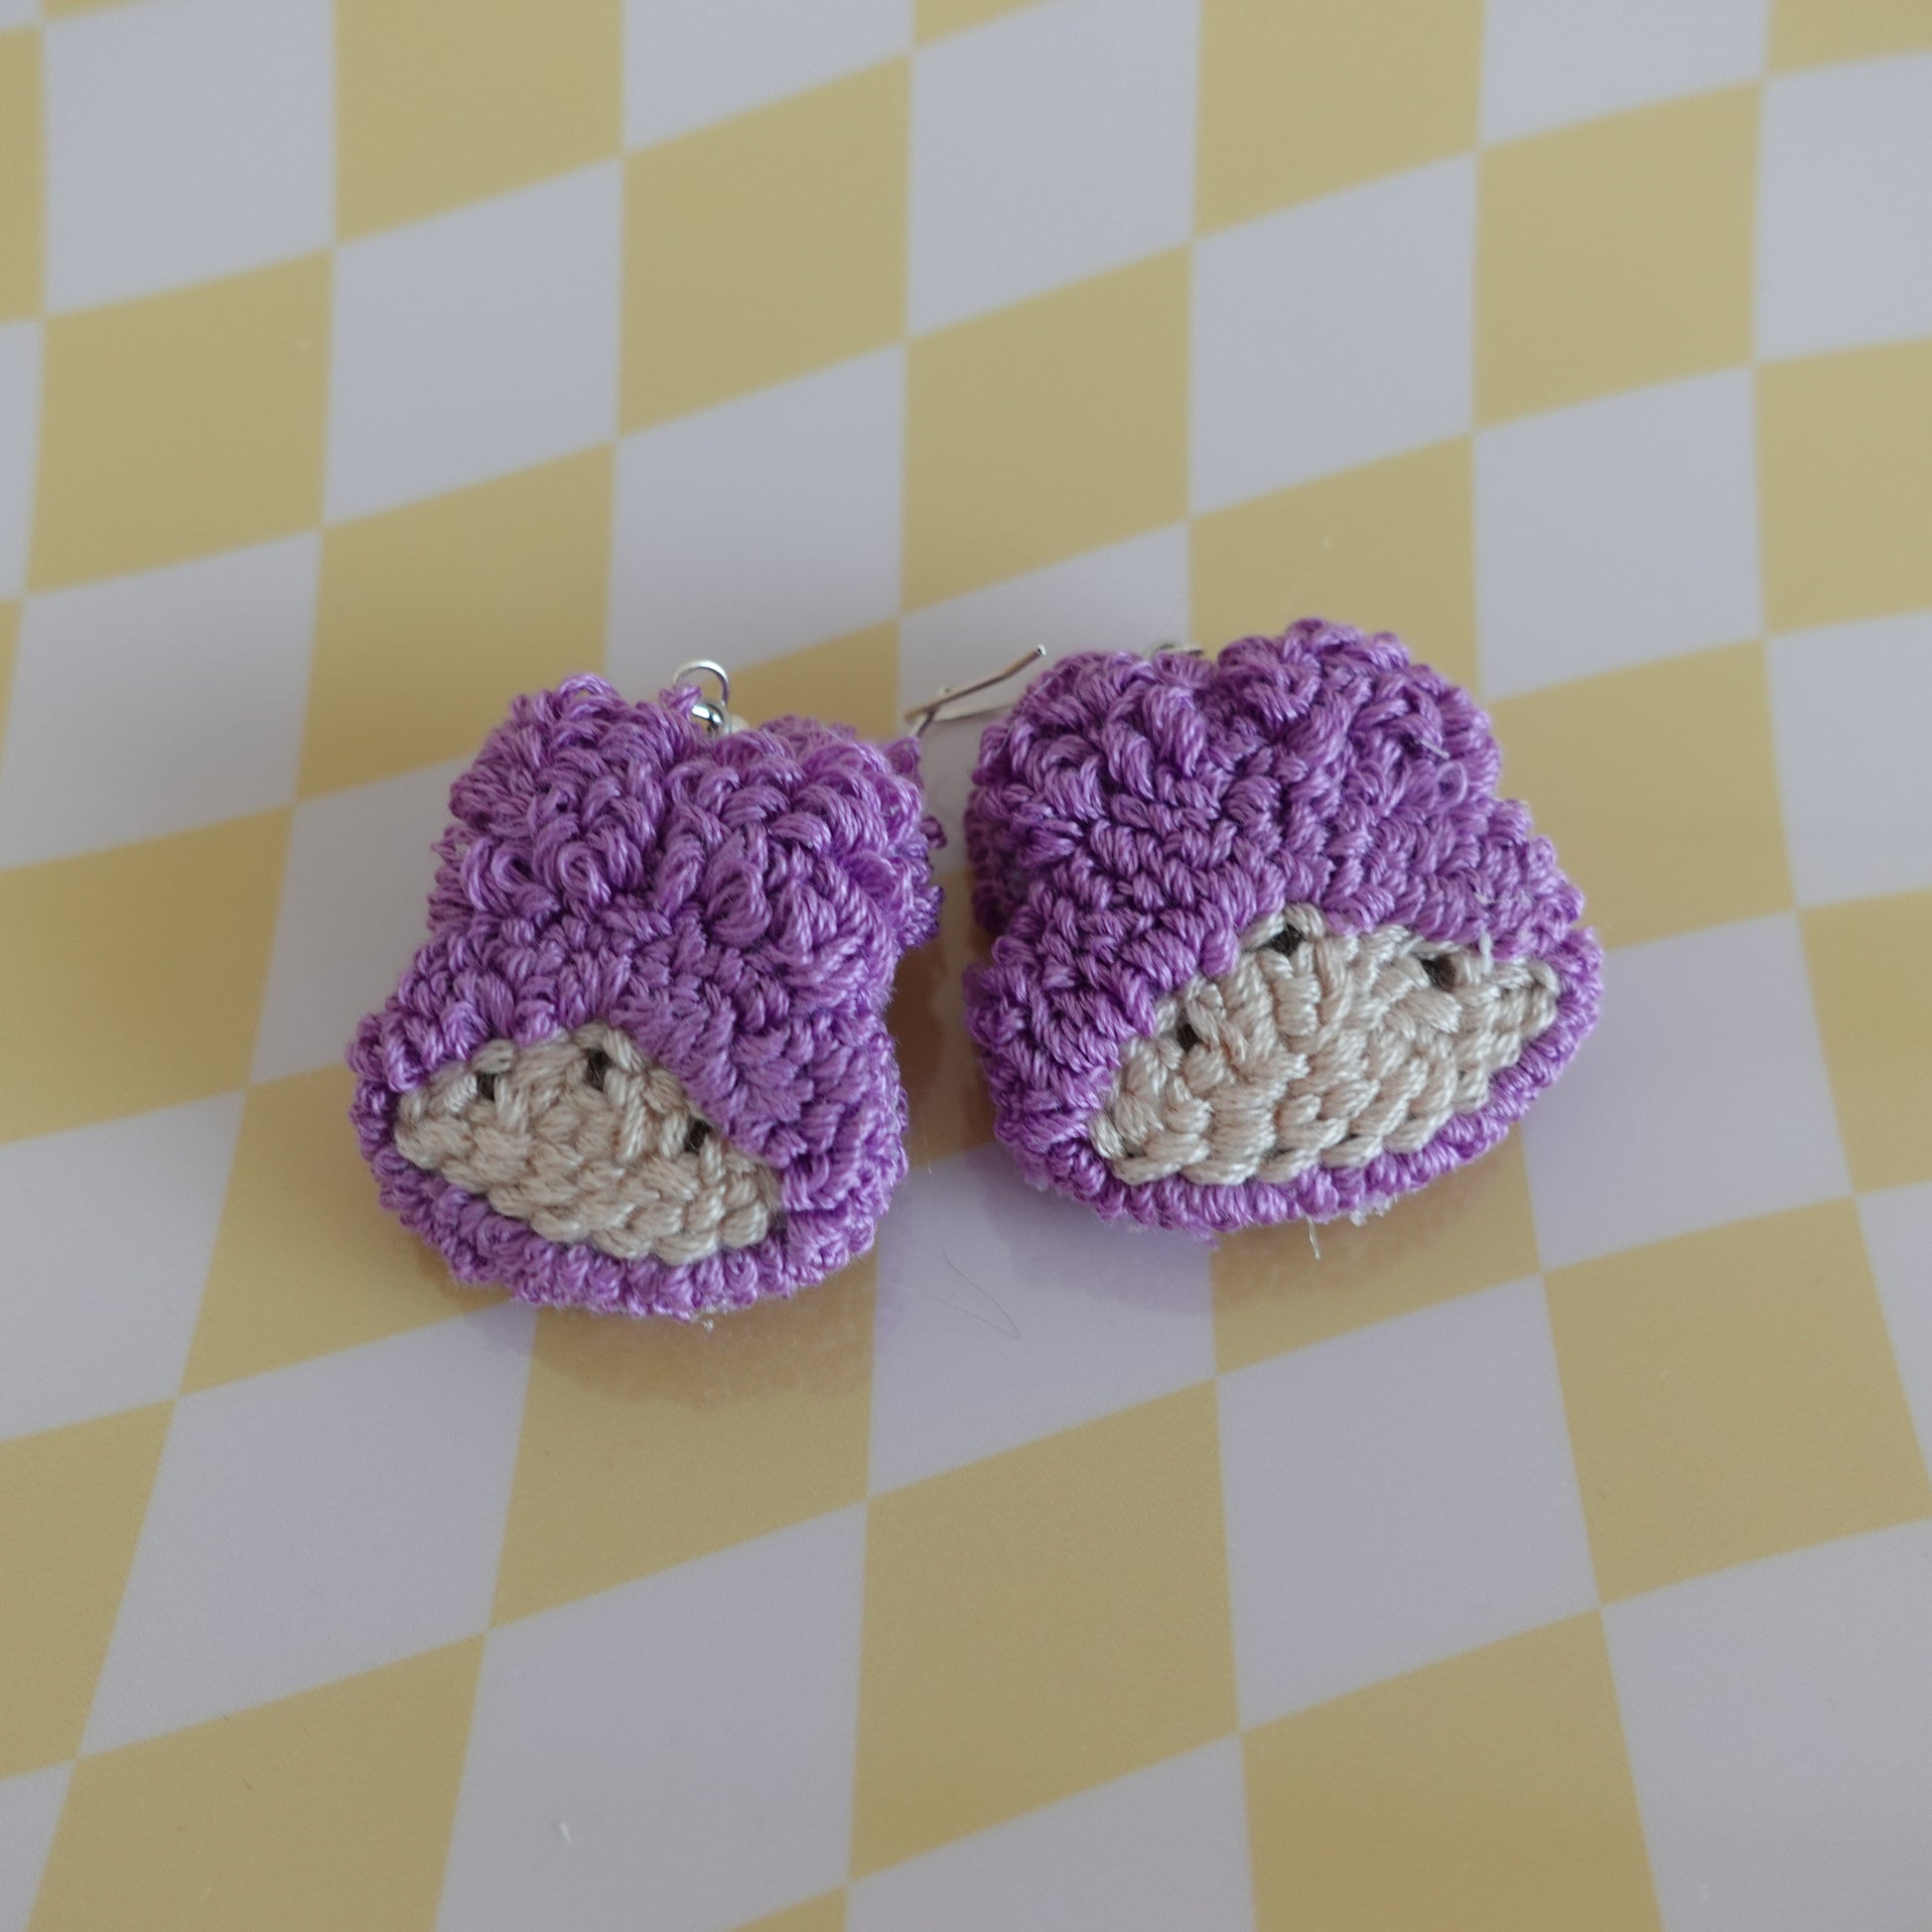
[962,621,1602,1232]
[349,676,939,1318]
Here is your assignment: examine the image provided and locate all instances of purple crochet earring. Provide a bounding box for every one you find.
[349,663,940,1318]
[960,621,1600,1234]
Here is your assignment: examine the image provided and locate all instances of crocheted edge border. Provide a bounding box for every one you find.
[355,1017,912,1319]
[973,925,1599,1232]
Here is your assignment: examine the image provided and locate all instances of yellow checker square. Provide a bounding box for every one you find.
[302,449,614,799]
[1213,1135,1540,1372]
[31,256,329,592]
[622,63,907,431]
[1804,892,1932,1192]
[1546,1200,1932,1603]
[186,1066,485,1395]
[0,602,16,753]
[732,621,901,744]
[1244,1614,1660,1932]
[1760,340,1932,633]
[1478,88,1756,426]
[0,812,287,1144]
[493,1258,875,1625]
[1189,439,1476,690]
[31,1639,482,1932]
[1489,641,1793,952]
[915,0,1041,41]
[1196,0,1481,233]
[0,28,41,320]
[1771,0,1932,68]
[891,865,996,1169]
[905,251,1188,610]
[851,1385,1236,1875]
[336,0,621,239]
[0,1405,168,1781]
[739,1894,846,1932]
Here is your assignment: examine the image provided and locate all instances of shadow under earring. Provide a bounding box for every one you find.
[349,662,941,1318]
[959,620,1601,1234]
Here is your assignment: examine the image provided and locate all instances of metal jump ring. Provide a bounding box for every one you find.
[675,658,739,737]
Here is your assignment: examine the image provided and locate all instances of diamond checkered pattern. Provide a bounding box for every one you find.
[2,2,1930,1928]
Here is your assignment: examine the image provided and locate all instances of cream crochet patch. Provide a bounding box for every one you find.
[1089,906,1560,1187]
[394,1022,780,1264]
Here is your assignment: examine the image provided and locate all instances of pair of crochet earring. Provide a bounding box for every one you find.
[349,621,1600,1319]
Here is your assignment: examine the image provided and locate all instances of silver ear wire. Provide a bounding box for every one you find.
[901,639,1206,739]
[902,645,1046,739]
[675,659,750,738]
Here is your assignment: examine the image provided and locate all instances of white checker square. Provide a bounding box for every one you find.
[250,759,463,1084]
[0,1095,242,1444]
[1218,1279,1596,1726]
[869,1145,1214,1493]
[1860,1183,1932,1481]
[83,1302,534,1754]
[0,1764,69,1932]
[326,165,621,522]
[1476,371,1761,697]
[1522,913,1850,1269]
[606,348,902,688]
[43,0,332,312]
[0,536,319,867]
[898,525,1189,849]
[439,1507,866,1932]
[1758,54,1932,361]
[1190,159,1474,514]
[848,1739,1253,1932]
[624,0,911,146]
[907,0,1197,334]
[0,320,38,602]
[0,0,37,29]
[1770,611,1932,906]
[1607,1519,1932,1932]
[1481,0,1767,144]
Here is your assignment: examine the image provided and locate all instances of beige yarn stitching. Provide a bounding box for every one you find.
[394,1022,780,1264]
[1089,906,1560,1187]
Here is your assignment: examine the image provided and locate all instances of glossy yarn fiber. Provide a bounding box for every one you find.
[963,621,1602,1233]
[350,676,938,1317]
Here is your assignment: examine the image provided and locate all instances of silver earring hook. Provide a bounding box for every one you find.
[902,645,1046,739]
[675,658,748,738]
[901,639,1206,739]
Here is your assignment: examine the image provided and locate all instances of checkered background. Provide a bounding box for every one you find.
[1,0,1930,1926]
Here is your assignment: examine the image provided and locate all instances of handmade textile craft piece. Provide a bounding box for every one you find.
[963,621,1601,1233]
[350,667,940,1317]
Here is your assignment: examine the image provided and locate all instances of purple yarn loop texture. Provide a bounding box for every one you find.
[962,621,1603,1233]
[349,675,940,1318]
